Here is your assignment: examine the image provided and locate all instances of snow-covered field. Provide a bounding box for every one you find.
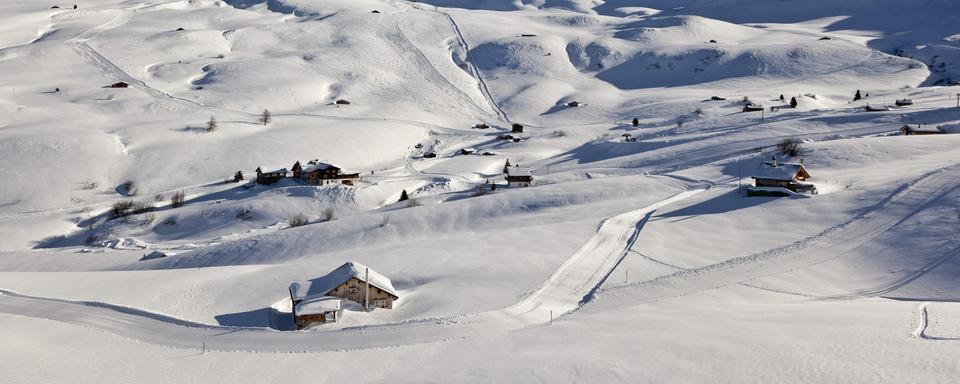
[1,0,959,382]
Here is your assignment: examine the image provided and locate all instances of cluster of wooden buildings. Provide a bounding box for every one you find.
[289,262,399,329]
[255,160,360,186]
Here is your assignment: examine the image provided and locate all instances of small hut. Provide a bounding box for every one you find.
[511,123,524,133]
[107,82,130,88]
[335,99,351,105]
[748,157,815,196]
[505,166,533,187]
[895,99,913,106]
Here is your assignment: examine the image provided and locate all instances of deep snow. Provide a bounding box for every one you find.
[1,0,960,382]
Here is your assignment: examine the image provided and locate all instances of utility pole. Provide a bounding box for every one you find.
[365,267,370,311]
[956,93,959,108]
[761,108,764,122]
[550,310,553,325]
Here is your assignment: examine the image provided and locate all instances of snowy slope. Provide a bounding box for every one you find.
[1,0,960,382]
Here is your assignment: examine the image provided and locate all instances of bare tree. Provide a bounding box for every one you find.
[259,109,271,126]
[206,116,218,132]
[171,191,186,208]
[777,138,802,157]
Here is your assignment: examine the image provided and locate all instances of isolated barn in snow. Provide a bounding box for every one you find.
[255,167,287,185]
[107,82,129,88]
[505,166,533,187]
[290,261,399,314]
[512,123,524,133]
[749,157,815,195]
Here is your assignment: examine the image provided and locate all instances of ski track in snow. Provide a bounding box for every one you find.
[589,164,960,311]
[0,187,706,352]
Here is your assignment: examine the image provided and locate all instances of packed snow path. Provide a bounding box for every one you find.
[499,189,707,326]
[591,164,960,311]
[0,188,706,351]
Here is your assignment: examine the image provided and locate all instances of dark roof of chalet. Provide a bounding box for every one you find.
[289,261,399,301]
[751,161,809,181]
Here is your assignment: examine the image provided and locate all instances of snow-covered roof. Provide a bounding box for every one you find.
[507,167,532,177]
[290,261,399,301]
[751,161,809,181]
[907,126,942,133]
[260,167,287,174]
[294,296,341,315]
[301,161,338,172]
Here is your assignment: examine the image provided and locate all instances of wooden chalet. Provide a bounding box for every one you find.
[255,166,287,185]
[900,124,942,136]
[288,261,399,328]
[749,157,815,196]
[292,160,360,186]
[505,165,533,187]
[289,296,341,329]
[107,82,129,88]
[512,123,524,133]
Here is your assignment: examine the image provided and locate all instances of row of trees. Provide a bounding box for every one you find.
[202,109,272,133]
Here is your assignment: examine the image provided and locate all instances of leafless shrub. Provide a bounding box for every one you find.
[694,107,704,115]
[111,200,135,217]
[553,129,566,137]
[162,216,178,226]
[80,180,98,190]
[288,213,308,228]
[320,207,334,222]
[130,201,153,215]
[153,193,165,202]
[777,137,802,157]
[206,116,218,133]
[236,206,253,221]
[171,191,186,208]
[141,213,156,226]
[120,180,138,196]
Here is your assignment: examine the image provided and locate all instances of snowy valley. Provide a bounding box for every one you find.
[1,0,959,382]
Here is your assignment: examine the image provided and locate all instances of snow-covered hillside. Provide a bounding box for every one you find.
[1,0,959,382]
